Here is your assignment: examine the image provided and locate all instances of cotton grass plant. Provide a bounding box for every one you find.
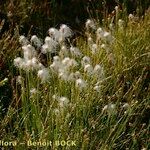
[0,6,150,150]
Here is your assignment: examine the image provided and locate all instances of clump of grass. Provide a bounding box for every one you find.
[0,4,150,150]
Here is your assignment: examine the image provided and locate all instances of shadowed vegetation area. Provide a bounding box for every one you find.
[0,0,150,150]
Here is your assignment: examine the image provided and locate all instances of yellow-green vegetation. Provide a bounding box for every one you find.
[0,2,150,150]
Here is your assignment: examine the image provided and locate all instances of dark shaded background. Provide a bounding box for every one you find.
[0,0,150,37]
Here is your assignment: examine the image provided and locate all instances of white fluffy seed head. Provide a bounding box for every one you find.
[91,44,98,54]
[74,71,82,79]
[115,6,119,12]
[103,31,113,43]
[94,85,101,92]
[38,63,45,69]
[96,27,104,39]
[68,59,78,68]
[62,57,77,69]
[101,44,106,49]
[62,57,70,65]
[94,64,102,72]
[58,71,69,81]
[61,45,68,51]
[128,14,134,19]
[31,35,42,48]
[26,59,33,70]
[97,28,113,43]
[58,96,69,107]
[23,58,39,71]
[68,71,81,81]
[109,23,114,30]
[31,57,39,69]
[81,56,91,67]
[48,28,60,41]
[93,64,104,79]
[50,56,62,73]
[84,64,93,75]
[59,24,73,39]
[53,56,60,62]
[27,44,35,52]
[16,76,23,84]
[70,46,82,57]
[41,44,48,54]
[59,45,69,57]
[88,37,94,46]
[45,36,58,48]
[22,44,36,60]
[43,36,58,53]
[122,103,129,109]
[85,19,96,30]
[102,103,116,113]
[45,36,52,45]
[76,78,87,90]
[30,88,37,95]
[118,19,124,28]
[14,57,25,68]
[37,68,49,82]
[19,35,29,46]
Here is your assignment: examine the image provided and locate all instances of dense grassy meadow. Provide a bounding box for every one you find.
[0,1,150,150]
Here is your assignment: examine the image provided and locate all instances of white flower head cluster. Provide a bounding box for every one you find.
[15,21,109,91]
[96,28,114,43]
[87,37,98,54]
[118,19,124,29]
[48,24,73,44]
[84,64,104,79]
[81,56,104,79]
[70,46,82,57]
[62,57,78,69]
[81,56,91,67]
[59,24,73,40]
[16,76,24,85]
[14,44,41,71]
[37,68,49,82]
[85,19,96,31]
[41,24,74,56]
[93,64,105,78]
[59,45,69,57]
[91,44,98,54]
[22,44,37,60]
[31,35,42,48]
[14,35,51,83]
[75,78,87,90]
[19,35,29,46]
[48,52,90,91]
[41,36,59,54]
[102,103,116,114]
[53,95,70,108]
[128,14,135,22]
[93,84,101,93]
[115,6,119,12]
[84,64,93,76]
[88,37,94,46]
[48,28,60,41]
[85,17,116,58]
[50,56,78,81]
[15,34,47,72]
[30,88,37,96]
[58,96,69,107]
